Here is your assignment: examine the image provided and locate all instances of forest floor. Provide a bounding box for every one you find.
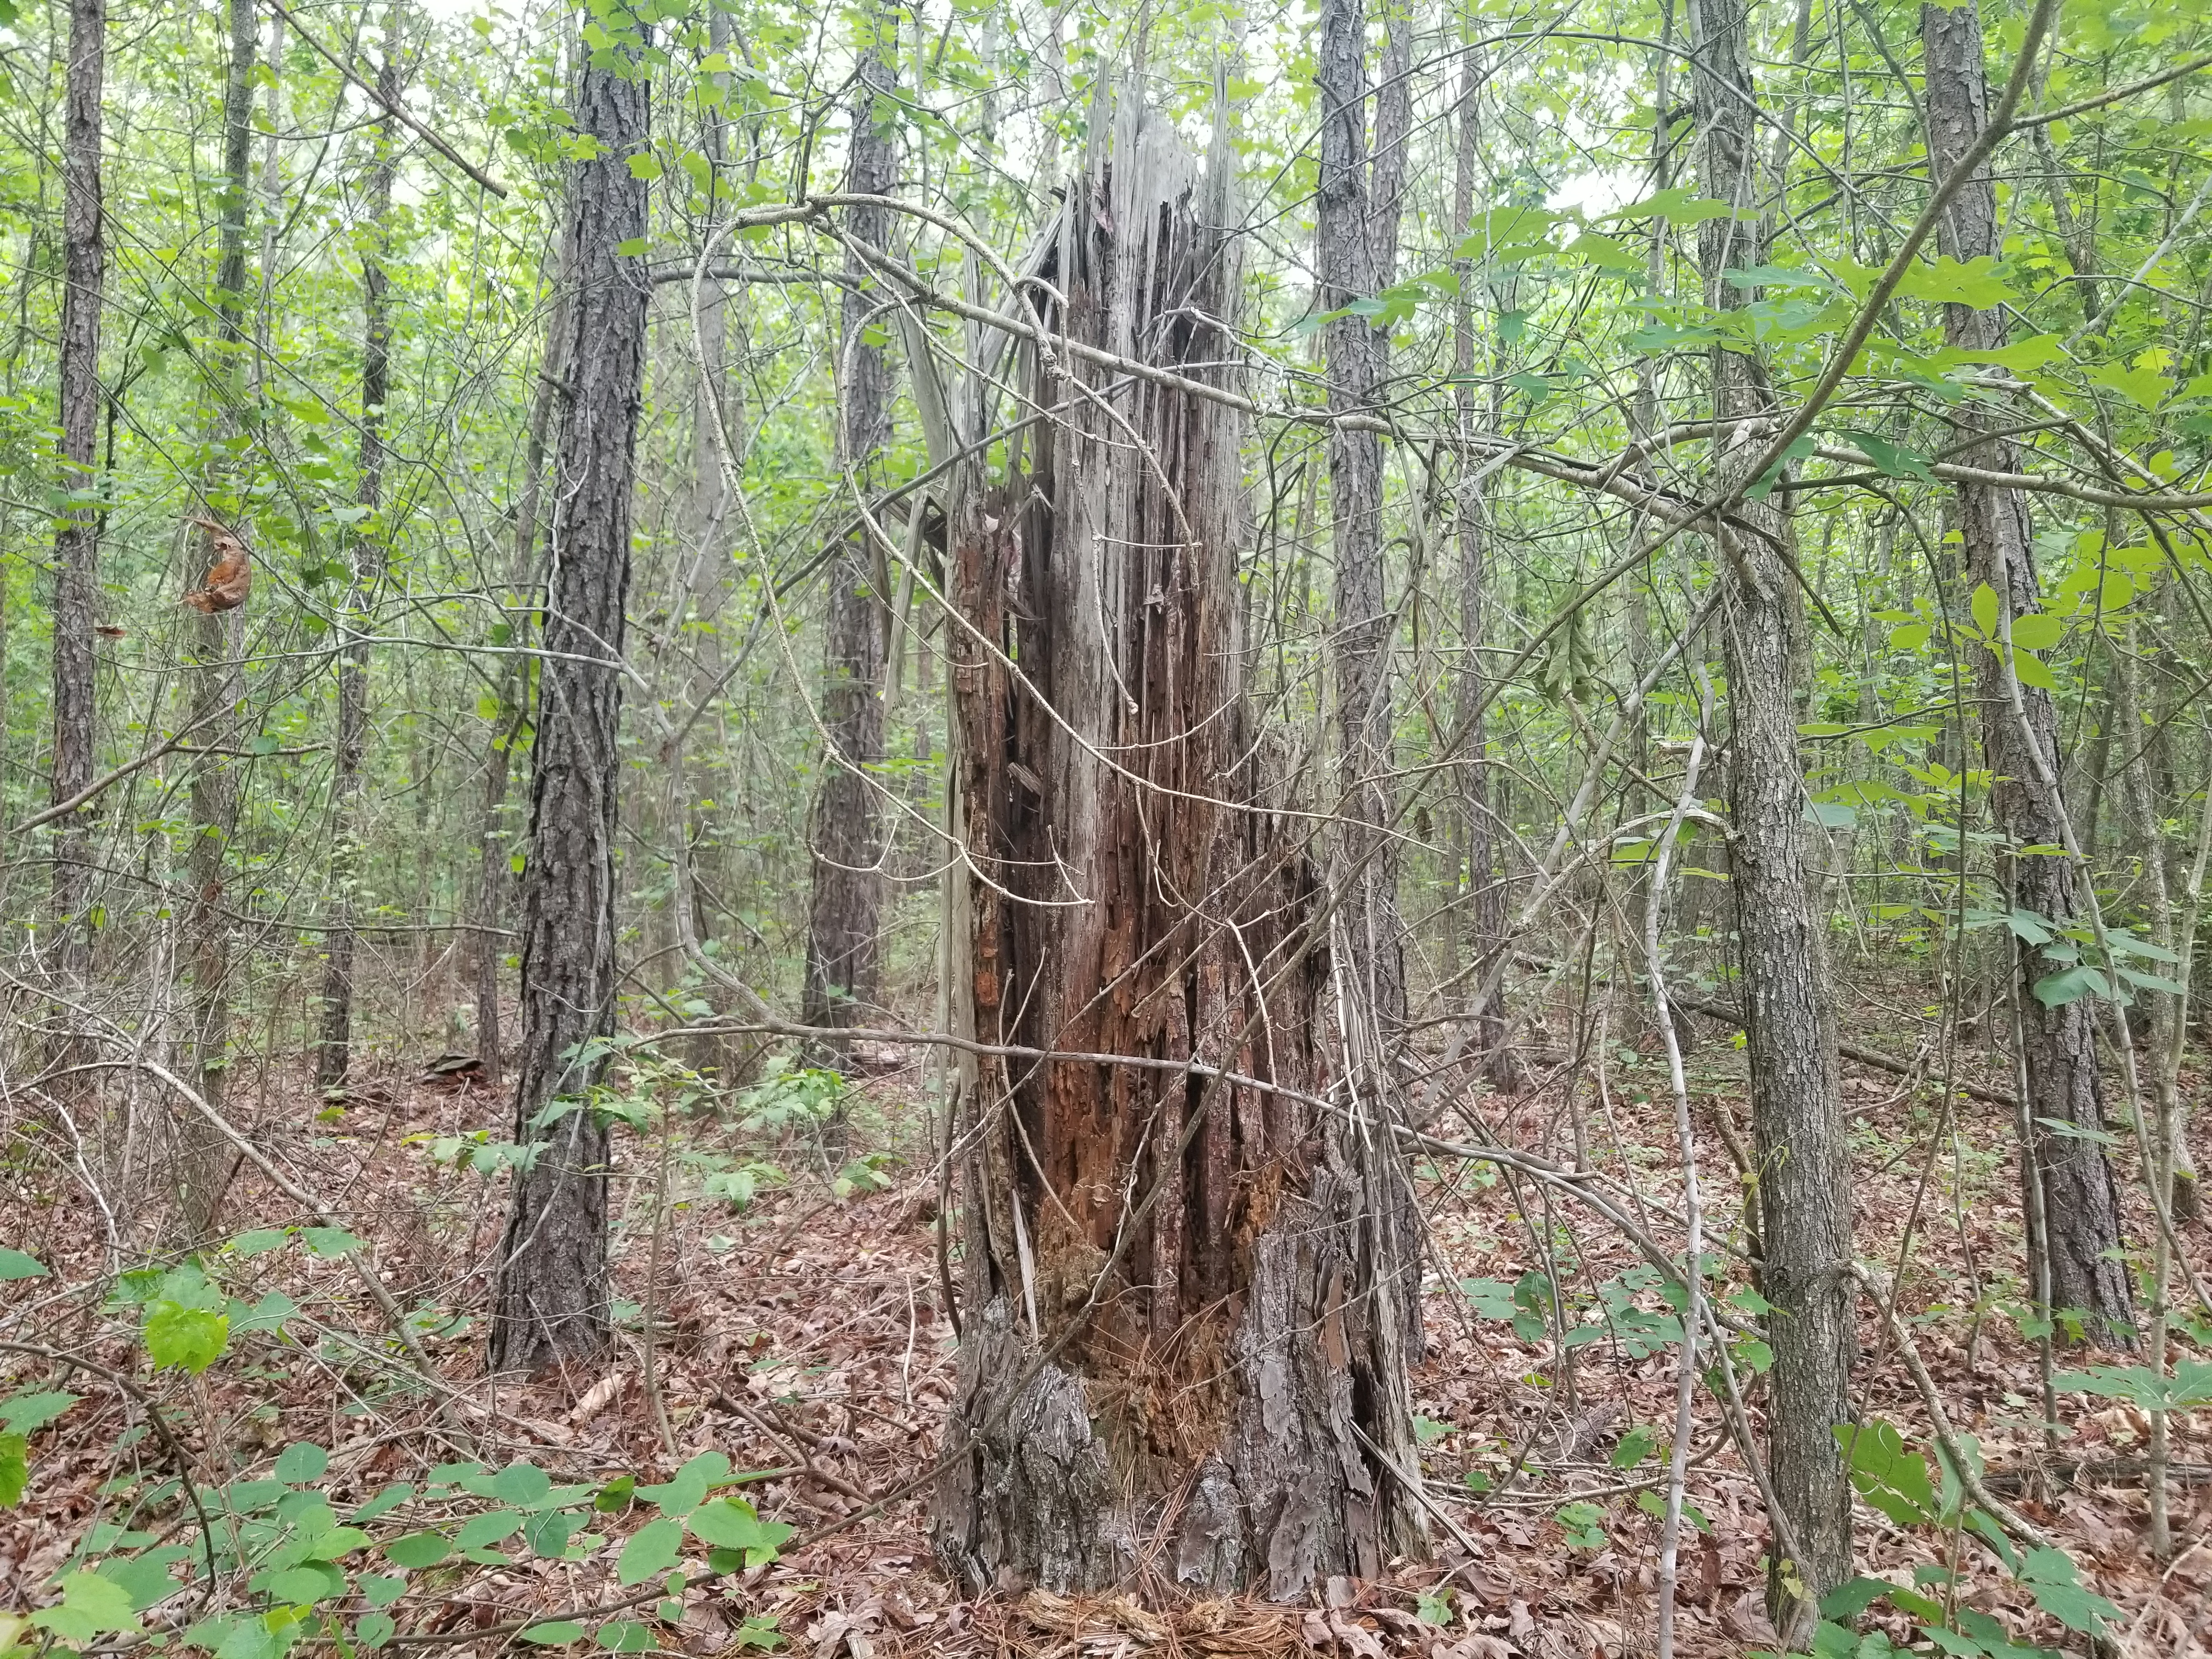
[4,1013,2209,1659]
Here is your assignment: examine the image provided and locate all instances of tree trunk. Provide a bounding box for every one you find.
[177,0,258,1237]
[930,95,1421,1600]
[489,26,651,1374]
[1449,45,1507,1071]
[799,18,894,1048]
[1685,0,1856,1627]
[49,0,105,1015]
[315,20,400,1093]
[1318,0,1406,1051]
[1921,0,2135,1343]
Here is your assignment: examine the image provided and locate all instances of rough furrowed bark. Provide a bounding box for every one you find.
[48,0,106,1029]
[930,93,1420,1602]
[800,27,895,1051]
[489,37,651,1375]
[1921,0,2135,1346]
[315,32,399,1094]
[1685,0,1855,1626]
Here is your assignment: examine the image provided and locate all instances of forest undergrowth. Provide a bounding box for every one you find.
[5,992,2205,1659]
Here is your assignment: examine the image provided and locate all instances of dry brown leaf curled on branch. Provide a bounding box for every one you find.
[183,517,252,612]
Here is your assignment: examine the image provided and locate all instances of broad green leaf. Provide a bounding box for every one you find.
[2032,964,2107,1008]
[144,1304,229,1374]
[2011,649,2059,692]
[595,1622,654,1652]
[274,1443,329,1485]
[0,1249,48,1280]
[456,1511,521,1550]
[687,1497,792,1561]
[0,1432,24,1506]
[2087,360,2171,411]
[357,1575,408,1609]
[382,1531,452,1569]
[1598,188,1735,225]
[1894,255,2016,308]
[2007,612,2064,650]
[357,1613,397,1651]
[32,1571,142,1640]
[1970,583,2000,639]
[1836,429,1933,483]
[616,1515,684,1584]
[300,1228,362,1259]
[0,1391,80,1434]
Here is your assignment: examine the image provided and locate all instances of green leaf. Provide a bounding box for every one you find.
[457,1511,521,1550]
[301,1228,362,1259]
[1458,1277,1516,1320]
[229,1229,291,1255]
[382,1531,452,1569]
[0,1390,80,1434]
[1610,1426,1658,1469]
[687,1498,792,1561]
[98,1551,191,1612]
[1970,583,2000,639]
[594,1474,636,1513]
[358,1575,408,1609]
[0,1248,48,1279]
[145,1304,229,1374]
[0,1432,25,1506]
[2008,612,2064,650]
[616,1516,684,1585]
[1836,429,1934,483]
[274,1443,329,1485]
[357,1613,397,1651]
[2019,1547,2120,1634]
[2087,360,2171,411]
[259,1565,345,1606]
[1818,1577,1891,1620]
[521,1624,589,1645]
[595,1622,654,1652]
[1888,622,1932,650]
[636,1452,728,1518]
[1837,1419,1937,1526]
[1598,188,1735,225]
[33,1571,143,1640]
[2032,964,2108,1008]
[1895,255,2016,308]
[2010,648,2059,692]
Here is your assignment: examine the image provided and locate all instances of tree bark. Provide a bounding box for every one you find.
[931,95,1421,1600]
[1449,45,1508,1071]
[49,0,105,1012]
[1685,0,1856,1627]
[799,18,895,1048]
[1921,1,2135,1343]
[1318,0,1406,1051]
[315,19,400,1093]
[177,0,258,1236]
[489,27,651,1374]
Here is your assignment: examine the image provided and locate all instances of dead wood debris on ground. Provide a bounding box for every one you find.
[3,1037,2209,1658]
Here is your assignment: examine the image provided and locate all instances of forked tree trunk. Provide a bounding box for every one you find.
[489,27,651,1374]
[49,0,105,1016]
[931,94,1420,1600]
[315,24,400,1092]
[1685,0,1856,1627]
[1921,0,2135,1342]
[799,20,895,1048]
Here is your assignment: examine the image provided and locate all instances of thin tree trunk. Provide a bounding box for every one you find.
[177,0,258,1236]
[799,12,895,1049]
[49,0,105,1020]
[931,97,1420,1598]
[1921,0,2135,1344]
[315,17,401,1092]
[1450,43,1508,1072]
[1318,0,1406,1053]
[489,21,652,1374]
[1685,0,1855,1627]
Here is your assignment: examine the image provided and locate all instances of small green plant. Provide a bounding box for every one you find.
[733,1057,847,1133]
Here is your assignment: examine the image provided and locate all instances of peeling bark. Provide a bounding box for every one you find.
[931,93,1420,1601]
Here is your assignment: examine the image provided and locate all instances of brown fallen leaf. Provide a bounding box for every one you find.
[183,517,251,612]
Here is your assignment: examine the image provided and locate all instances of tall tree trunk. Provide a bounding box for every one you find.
[49,0,105,1019]
[799,14,894,1048]
[177,0,258,1235]
[315,18,401,1092]
[1921,1,2135,1345]
[489,22,652,1374]
[1449,43,1507,1070]
[1318,0,1406,1054]
[1685,0,1855,1627]
[931,95,1421,1599]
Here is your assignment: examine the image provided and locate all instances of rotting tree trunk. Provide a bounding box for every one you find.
[1685,0,1856,1628]
[315,25,400,1093]
[930,92,1421,1601]
[1318,0,1406,1052]
[177,0,258,1237]
[489,27,651,1374]
[1921,0,2135,1343]
[49,0,105,1024]
[799,20,895,1050]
